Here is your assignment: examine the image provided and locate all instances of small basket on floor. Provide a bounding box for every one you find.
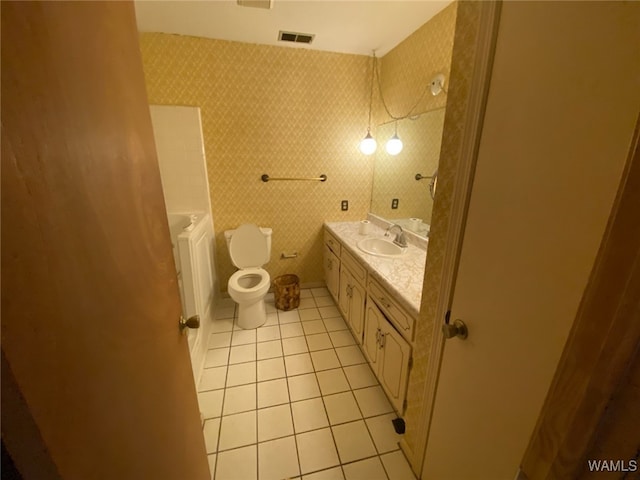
[273,274,300,311]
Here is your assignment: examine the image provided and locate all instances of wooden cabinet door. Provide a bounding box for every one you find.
[378,320,412,413]
[324,244,340,300]
[363,300,383,368]
[338,266,350,319]
[349,280,366,344]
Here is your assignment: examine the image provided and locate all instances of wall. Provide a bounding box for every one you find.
[149,105,211,214]
[139,35,373,290]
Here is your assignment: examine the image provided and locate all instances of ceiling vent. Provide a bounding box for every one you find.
[278,31,315,45]
[237,0,273,10]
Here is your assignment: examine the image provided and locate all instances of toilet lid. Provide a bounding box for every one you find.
[229,224,269,269]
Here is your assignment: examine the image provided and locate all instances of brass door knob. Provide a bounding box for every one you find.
[179,315,200,332]
[442,319,468,340]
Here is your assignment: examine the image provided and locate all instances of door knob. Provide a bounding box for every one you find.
[180,315,200,332]
[442,319,468,340]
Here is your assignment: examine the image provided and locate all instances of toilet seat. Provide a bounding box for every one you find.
[228,267,270,294]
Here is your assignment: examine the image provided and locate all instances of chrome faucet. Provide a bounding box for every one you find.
[385,224,408,248]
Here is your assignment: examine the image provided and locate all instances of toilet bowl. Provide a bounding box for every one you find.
[225,224,272,329]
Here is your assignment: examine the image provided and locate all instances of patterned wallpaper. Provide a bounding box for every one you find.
[402,1,483,469]
[139,34,374,289]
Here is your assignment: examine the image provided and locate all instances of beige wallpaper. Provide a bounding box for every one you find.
[402,0,483,468]
[139,34,374,289]
[370,2,457,226]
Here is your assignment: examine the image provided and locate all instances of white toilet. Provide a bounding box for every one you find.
[224,224,272,329]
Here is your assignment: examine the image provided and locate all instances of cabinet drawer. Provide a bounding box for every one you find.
[341,248,367,286]
[368,277,414,341]
[324,229,341,256]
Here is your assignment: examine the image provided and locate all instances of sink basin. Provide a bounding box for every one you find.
[357,237,407,257]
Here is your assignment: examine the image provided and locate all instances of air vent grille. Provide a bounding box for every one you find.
[278,31,315,44]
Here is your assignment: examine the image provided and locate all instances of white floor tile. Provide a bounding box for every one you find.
[335,346,366,366]
[256,340,283,360]
[257,378,289,408]
[296,428,340,475]
[223,383,256,415]
[329,330,356,348]
[324,392,362,425]
[311,349,341,371]
[200,366,227,392]
[282,336,309,355]
[332,420,376,464]
[380,451,416,480]
[343,364,378,390]
[311,287,330,297]
[366,414,402,454]
[319,306,341,318]
[217,297,236,308]
[263,312,279,327]
[207,453,217,480]
[303,319,327,335]
[257,357,286,381]
[257,404,294,442]
[229,344,256,364]
[280,322,305,338]
[303,466,345,480]
[214,306,236,320]
[323,317,349,332]
[314,295,336,307]
[265,302,277,314]
[215,445,257,480]
[209,332,233,349]
[226,362,256,387]
[258,436,300,480]
[285,353,315,376]
[298,297,317,310]
[211,317,234,332]
[300,289,313,298]
[306,333,333,351]
[203,418,220,454]
[198,390,224,419]
[353,386,394,418]
[278,310,301,324]
[231,329,256,346]
[291,397,329,433]
[288,373,321,402]
[204,347,230,368]
[299,307,322,321]
[343,456,388,480]
[316,368,351,396]
[218,411,257,451]
[257,325,281,342]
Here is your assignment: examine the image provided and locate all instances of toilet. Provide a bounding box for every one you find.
[224,224,272,329]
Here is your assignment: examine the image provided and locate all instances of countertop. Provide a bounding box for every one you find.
[324,221,427,317]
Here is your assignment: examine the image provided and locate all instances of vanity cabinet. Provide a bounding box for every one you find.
[363,298,412,414]
[338,249,367,344]
[324,229,341,301]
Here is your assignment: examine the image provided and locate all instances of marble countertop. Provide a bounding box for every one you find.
[324,221,427,317]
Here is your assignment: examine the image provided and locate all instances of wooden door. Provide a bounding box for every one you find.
[324,244,340,301]
[421,2,640,479]
[1,2,210,479]
[338,266,351,320]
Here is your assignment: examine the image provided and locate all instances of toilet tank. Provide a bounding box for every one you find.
[224,226,272,267]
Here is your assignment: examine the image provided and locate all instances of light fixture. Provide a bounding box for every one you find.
[359,54,377,155]
[385,122,403,155]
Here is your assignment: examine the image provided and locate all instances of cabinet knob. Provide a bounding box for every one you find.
[442,319,468,340]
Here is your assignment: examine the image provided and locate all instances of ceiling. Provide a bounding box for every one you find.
[134,1,452,57]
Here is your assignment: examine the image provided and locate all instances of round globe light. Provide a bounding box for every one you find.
[359,132,377,155]
[385,134,403,155]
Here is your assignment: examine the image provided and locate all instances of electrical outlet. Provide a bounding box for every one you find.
[391,198,399,209]
[341,200,349,211]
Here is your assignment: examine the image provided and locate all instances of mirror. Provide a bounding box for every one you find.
[370,107,445,238]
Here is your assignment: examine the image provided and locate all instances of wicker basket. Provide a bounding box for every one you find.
[273,274,300,311]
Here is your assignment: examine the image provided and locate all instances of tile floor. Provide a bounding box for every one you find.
[198,287,417,480]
